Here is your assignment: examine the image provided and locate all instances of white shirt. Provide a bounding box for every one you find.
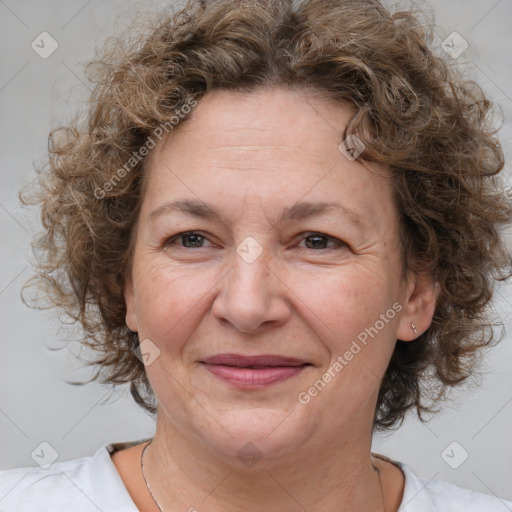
[1,438,511,511]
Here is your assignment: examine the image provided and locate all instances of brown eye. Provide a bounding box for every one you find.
[165,231,213,249]
[298,232,346,250]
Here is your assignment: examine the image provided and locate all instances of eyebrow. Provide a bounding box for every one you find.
[148,198,363,227]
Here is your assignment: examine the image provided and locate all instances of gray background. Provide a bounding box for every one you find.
[1,0,511,503]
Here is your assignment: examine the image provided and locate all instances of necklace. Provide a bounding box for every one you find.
[140,440,386,512]
[141,441,164,512]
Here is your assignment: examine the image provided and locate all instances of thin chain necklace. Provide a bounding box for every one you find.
[141,441,164,511]
[140,440,386,512]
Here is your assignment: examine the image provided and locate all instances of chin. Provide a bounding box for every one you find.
[192,409,309,467]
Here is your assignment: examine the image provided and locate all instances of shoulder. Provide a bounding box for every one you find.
[0,457,91,511]
[0,440,147,512]
[394,458,512,512]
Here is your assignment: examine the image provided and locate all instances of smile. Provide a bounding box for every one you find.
[200,353,312,390]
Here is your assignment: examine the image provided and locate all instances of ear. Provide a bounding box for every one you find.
[396,271,438,341]
[124,272,139,333]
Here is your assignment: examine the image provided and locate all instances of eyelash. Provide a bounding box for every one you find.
[163,231,346,251]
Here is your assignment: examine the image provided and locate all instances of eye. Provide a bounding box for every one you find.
[164,231,214,249]
[297,232,346,250]
[163,231,346,251]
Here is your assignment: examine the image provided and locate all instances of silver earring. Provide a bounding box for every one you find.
[411,323,418,334]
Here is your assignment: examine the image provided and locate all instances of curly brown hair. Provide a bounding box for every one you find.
[20,0,512,431]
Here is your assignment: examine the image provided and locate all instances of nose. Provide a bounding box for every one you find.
[211,248,291,334]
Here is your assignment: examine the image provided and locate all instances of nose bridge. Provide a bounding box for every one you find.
[235,237,273,290]
[211,240,289,333]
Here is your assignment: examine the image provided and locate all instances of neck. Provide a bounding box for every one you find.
[143,413,386,512]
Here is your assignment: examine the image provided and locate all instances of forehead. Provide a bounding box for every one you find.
[142,87,396,229]
[154,87,356,158]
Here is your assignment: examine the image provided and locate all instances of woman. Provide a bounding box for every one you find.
[1,0,511,510]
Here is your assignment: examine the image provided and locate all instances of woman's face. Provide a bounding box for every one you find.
[125,87,435,461]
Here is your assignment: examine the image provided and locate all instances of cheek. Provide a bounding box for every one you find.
[132,259,214,345]
[290,266,397,346]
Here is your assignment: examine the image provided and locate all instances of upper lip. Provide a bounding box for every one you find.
[201,353,309,367]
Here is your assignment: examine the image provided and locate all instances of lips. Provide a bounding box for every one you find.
[201,353,308,367]
[200,353,311,389]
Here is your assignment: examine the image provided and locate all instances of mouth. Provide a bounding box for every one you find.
[199,353,312,389]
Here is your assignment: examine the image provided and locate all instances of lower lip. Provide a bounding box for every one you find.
[202,364,308,389]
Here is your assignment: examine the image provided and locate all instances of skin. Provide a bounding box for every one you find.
[117,86,438,512]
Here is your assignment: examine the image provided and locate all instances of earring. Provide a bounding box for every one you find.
[411,323,418,334]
